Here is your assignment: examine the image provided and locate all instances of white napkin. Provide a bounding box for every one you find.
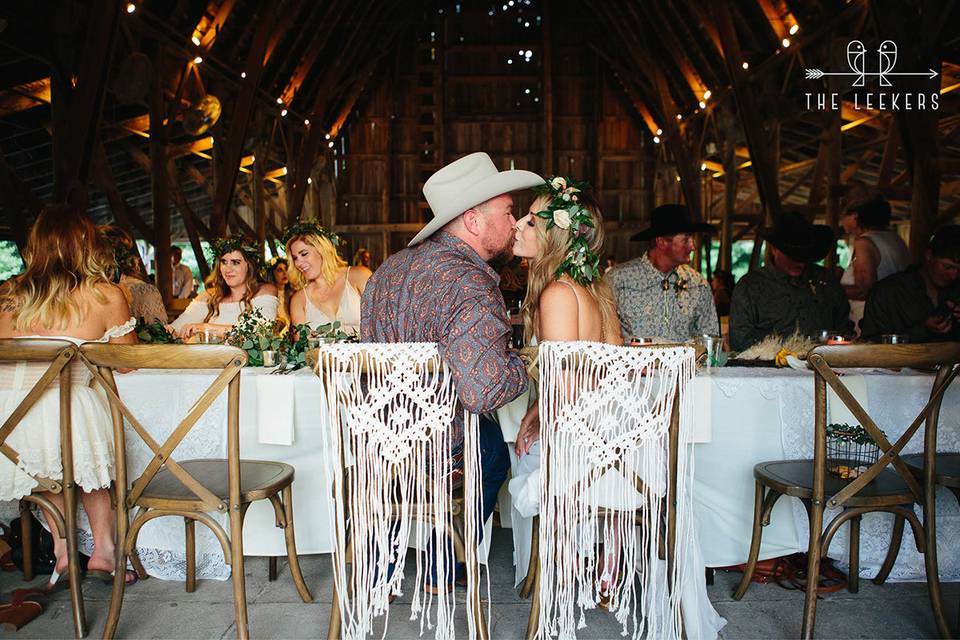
[691,375,712,443]
[496,390,531,443]
[256,375,295,446]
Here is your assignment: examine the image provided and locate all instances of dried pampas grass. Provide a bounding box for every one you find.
[737,329,818,361]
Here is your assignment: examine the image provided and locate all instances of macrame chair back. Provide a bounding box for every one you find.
[537,341,695,639]
[319,343,483,639]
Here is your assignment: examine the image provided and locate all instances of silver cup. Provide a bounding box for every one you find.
[262,350,277,367]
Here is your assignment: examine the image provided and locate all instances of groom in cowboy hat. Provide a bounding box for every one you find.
[729,209,851,351]
[607,204,719,342]
[361,152,543,589]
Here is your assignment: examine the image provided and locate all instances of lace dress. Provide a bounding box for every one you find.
[169,295,279,332]
[0,318,136,500]
[304,267,361,335]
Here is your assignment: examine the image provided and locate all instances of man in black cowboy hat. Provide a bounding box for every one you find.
[607,204,719,342]
[729,210,850,351]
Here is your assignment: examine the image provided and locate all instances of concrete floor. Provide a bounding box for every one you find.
[1,528,956,639]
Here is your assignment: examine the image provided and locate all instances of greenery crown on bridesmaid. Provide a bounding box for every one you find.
[209,237,265,271]
[532,176,601,286]
[281,219,341,248]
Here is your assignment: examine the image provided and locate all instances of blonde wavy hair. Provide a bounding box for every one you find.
[285,233,347,288]
[204,249,264,322]
[6,204,114,331]
[522,193,618,344]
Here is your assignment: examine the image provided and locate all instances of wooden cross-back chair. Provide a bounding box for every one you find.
[522,342,692,640]
[316,344,489,640]
[78,343,312,640]
[733,342,960,639]
[0,338,86,637]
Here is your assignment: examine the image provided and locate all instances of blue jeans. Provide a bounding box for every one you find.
[428,413,510,586]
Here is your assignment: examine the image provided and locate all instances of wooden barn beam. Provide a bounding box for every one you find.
[541,0,554,176]
[91,140,157,245]
[191,0,238,50]
[643,2,710,101]
[0,152,40,252]
[876,119,900,189]
[167,160,211,281]
[278,0,349,105]
[0,77,51,117]
[209,8,282,236]
[714,2,782,222]
[149,44,172,304]
[718,107,738,270]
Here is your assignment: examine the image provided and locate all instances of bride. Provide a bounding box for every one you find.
[283,221,371,336]
[508,177,725,638]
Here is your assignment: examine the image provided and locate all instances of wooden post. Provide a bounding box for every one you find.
[718,107,737,271]
[149,44,172,305]
[167,161,211,281]
[541,0,554,177]
[823,39,844,269]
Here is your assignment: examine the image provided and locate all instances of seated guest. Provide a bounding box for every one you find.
[0,205,137,588]
[352,246,372,269]
[711,269,736,317]
[170,237,277,340]
[362,151,540,591]
[284,220,371,335]
[860,225,960,343]
[607,204,718,341]
[729,211,850,351]
[266,256,295,322]
[99,225,167,324]
[170,246,195,299]
[840,195,911,330]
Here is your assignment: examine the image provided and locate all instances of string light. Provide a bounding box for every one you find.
[241,72,246,78]
[700,162,707,171]
[125,3,135,13]
[307,177,312,185]
[653,136,660,144]
[742,61,749,70]
[782,38,791,47]
[325,133,331,140]
[699,101,706,109]
[191,36,201,46]
[304,119,310,126]
[193,56,203,64]
[789,24,799,35]
[656,128,662,135]
[703,89,711,100]
[280,109,288,117]
[276,97,283,105]
[676,113,682,121]
[328,141,335,148]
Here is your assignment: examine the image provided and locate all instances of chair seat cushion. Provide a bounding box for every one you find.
[755,460,914,505]
[139,459,294,505]
[901,453,960,489]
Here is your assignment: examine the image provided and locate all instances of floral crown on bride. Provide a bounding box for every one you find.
[532,176,602,286]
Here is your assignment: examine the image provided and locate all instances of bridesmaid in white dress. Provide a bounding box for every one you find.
[283,221,372,336]
[0,205,137,588]
[170,238,278,340]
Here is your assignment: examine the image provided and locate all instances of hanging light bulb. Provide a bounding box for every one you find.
[782,38,791,48]
[191,35,201,46]
[789,24,799,35]
[653,136,660,144]
[741,61,749,70]
[304,119,310,126]
[656,128,662,136]
[280,109,288,117]
[699,101,706,109]
[700,162,707,171]
[193,56,203,64]
[703,89,712,100]
[125,3,136,13]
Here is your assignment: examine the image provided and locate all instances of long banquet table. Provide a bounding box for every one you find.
[60,364,960,584]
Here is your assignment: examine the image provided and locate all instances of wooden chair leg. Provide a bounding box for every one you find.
[922,493,951,638]
[848,514,861,594]
[229,508,250,640]
[873,514,905,585]
[327,535,351,640]
[524,543,541,640]
[185,518,196,593]
[268,557,278,581]
[733,481,766,600]
[19,502,33,581]
[801,499,825,640]
[102,523,131,639]
[62,481,87,638]
[281,485,313,602]
[520,516,539,600]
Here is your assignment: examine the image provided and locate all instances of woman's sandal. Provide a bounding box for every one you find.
[86,569,139,586]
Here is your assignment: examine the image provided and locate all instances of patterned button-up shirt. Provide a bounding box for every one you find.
[607,253,719,342]
[729,263,851,351]
[361,232,528,447]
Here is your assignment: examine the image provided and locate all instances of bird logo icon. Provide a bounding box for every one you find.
[846,40,867,86]
[878,40,897,87]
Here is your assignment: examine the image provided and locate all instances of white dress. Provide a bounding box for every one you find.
[842,229,911,329]
[303,267,362,335]
[169,295,279,332]
[0,318,136,500]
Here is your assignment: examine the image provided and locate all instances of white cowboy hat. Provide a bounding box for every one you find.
[410,152,544,246]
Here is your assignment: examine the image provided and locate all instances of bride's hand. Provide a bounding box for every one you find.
[515,404,540,457]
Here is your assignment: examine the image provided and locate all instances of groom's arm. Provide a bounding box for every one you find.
[439,287,527,415]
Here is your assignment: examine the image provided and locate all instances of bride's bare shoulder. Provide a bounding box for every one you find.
[538,281,580,341]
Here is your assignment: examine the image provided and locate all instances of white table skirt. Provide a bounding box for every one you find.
[693,367,960,582]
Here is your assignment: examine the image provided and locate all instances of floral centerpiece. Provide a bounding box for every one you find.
[135,318,177,344]
[225,308,357,369]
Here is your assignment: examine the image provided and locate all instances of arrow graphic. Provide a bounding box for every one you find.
[805,68,938,80]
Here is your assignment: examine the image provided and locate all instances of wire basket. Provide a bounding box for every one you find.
[826,424,881,481]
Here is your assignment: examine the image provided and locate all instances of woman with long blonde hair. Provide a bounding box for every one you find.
[169,238,277,340]
[0,204,137,589]
[283,221,372,335]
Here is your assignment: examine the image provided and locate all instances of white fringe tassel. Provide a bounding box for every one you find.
[537,341,695,640]
[321,343,484,639]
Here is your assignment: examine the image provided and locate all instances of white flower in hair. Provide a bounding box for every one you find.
[550,176,567,191]
[553,209,572,229]
[562,193,571,201]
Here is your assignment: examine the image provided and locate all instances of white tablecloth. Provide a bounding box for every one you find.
[694,367,960,581]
